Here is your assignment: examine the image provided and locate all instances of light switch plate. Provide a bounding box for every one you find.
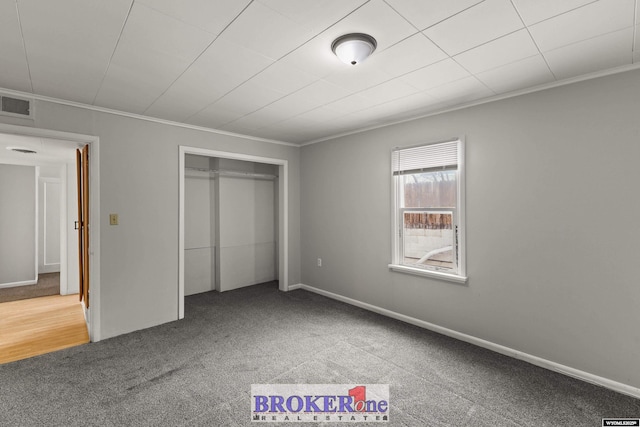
[109,213,118,225]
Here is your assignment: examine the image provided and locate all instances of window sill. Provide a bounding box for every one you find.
[388,264,468,284]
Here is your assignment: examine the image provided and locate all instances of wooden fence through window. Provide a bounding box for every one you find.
[403,212,452,229]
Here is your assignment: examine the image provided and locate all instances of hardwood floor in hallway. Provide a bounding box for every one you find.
[0,294,89,364]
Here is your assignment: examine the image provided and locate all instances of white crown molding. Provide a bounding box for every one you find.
[300,62,640,146]
[5,61,639,149]
[0,87,298,148]
[295,283,640,400]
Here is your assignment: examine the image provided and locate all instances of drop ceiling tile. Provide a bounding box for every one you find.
[351,90,439,122]
[426,76,494,104]
[543,27,633,80]
[382,94,445,121]
[136,0,251,35]
[217,1,315,60]
[529,0,635,52]
[324,64,393,93]
[210,81,286,116]
[264,80,351,117]
[366,33,447,77]
[143,36,274,119]
[383,0,484,30]
[400,58,470,91]
[144,70,226,121]
[276,35,344,79]
[476,55,555,94]
[454,29,539,74]
[324,94,371,114]
[187,38,275,90]
[257,0,367,34]
[511,0,598,26]
[340,106,390,125]
[325,114,368,130]
[116,3,215,62]
[18,0,132,103]
[423,0,523,55]
[94,3,215,112]
[221,108,286,132]
[332,0,418,52]
[294,106,346,123]
[0,1,31,92]
[357,79,421,104]
[275,115,327,132]
[185,103,247,129]
[252,125,307,144]
[249,61,318,94]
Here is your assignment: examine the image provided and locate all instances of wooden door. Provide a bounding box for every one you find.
[76,145,89,308]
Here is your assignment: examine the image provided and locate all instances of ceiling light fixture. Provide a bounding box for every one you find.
[7,146,37,154]
[331,33,377,66]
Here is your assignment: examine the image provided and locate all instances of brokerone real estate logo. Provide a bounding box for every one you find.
[251,384,389,423]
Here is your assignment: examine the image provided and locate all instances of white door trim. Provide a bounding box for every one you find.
[0,123,101,342]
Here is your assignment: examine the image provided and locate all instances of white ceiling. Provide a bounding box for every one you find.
[0,0,638,145]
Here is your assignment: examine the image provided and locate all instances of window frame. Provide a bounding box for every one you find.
[389,137,467,284]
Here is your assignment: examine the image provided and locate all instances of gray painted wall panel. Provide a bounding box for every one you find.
[0,101,301,340]
[0,164,36,284]
[300,69,640,389]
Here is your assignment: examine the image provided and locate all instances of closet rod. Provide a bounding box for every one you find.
[185,167,277,180]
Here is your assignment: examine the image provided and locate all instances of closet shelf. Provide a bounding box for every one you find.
[185,167,276,180]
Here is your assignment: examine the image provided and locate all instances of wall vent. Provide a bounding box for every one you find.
[0,94,34,119]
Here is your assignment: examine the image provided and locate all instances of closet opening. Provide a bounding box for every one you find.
[178,147,288,319]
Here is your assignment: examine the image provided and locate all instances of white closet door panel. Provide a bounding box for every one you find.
[219,177,274,247]
[185,247,214,295]
[185,176,212,249]
[219,242,275,292]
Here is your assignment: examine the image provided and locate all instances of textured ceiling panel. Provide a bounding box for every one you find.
[1,0,638,144]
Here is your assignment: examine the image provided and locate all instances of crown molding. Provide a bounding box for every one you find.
[0,87,298,148]
[300,62,640,147]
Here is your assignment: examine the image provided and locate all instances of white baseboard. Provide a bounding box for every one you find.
[0,279,37,289]
[294,283,640,400]
[286,283,303,291]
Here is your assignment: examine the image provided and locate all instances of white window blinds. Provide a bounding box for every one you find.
[392,139,459,175]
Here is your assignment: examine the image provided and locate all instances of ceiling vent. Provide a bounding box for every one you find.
[0,94,33,119]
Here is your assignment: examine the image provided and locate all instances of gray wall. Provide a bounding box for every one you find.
[0,100,301,340]
[300,69,640,389]
[0,164,36,284]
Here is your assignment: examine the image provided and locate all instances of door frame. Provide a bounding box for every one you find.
[0,123,101,342]
[178,146,289,319]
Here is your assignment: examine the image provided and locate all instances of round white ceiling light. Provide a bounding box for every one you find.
[6,146,37,154]
[331,33,377,66]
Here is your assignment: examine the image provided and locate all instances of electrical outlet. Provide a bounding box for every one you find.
[109,213,119,225]
[317,258,322,267]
